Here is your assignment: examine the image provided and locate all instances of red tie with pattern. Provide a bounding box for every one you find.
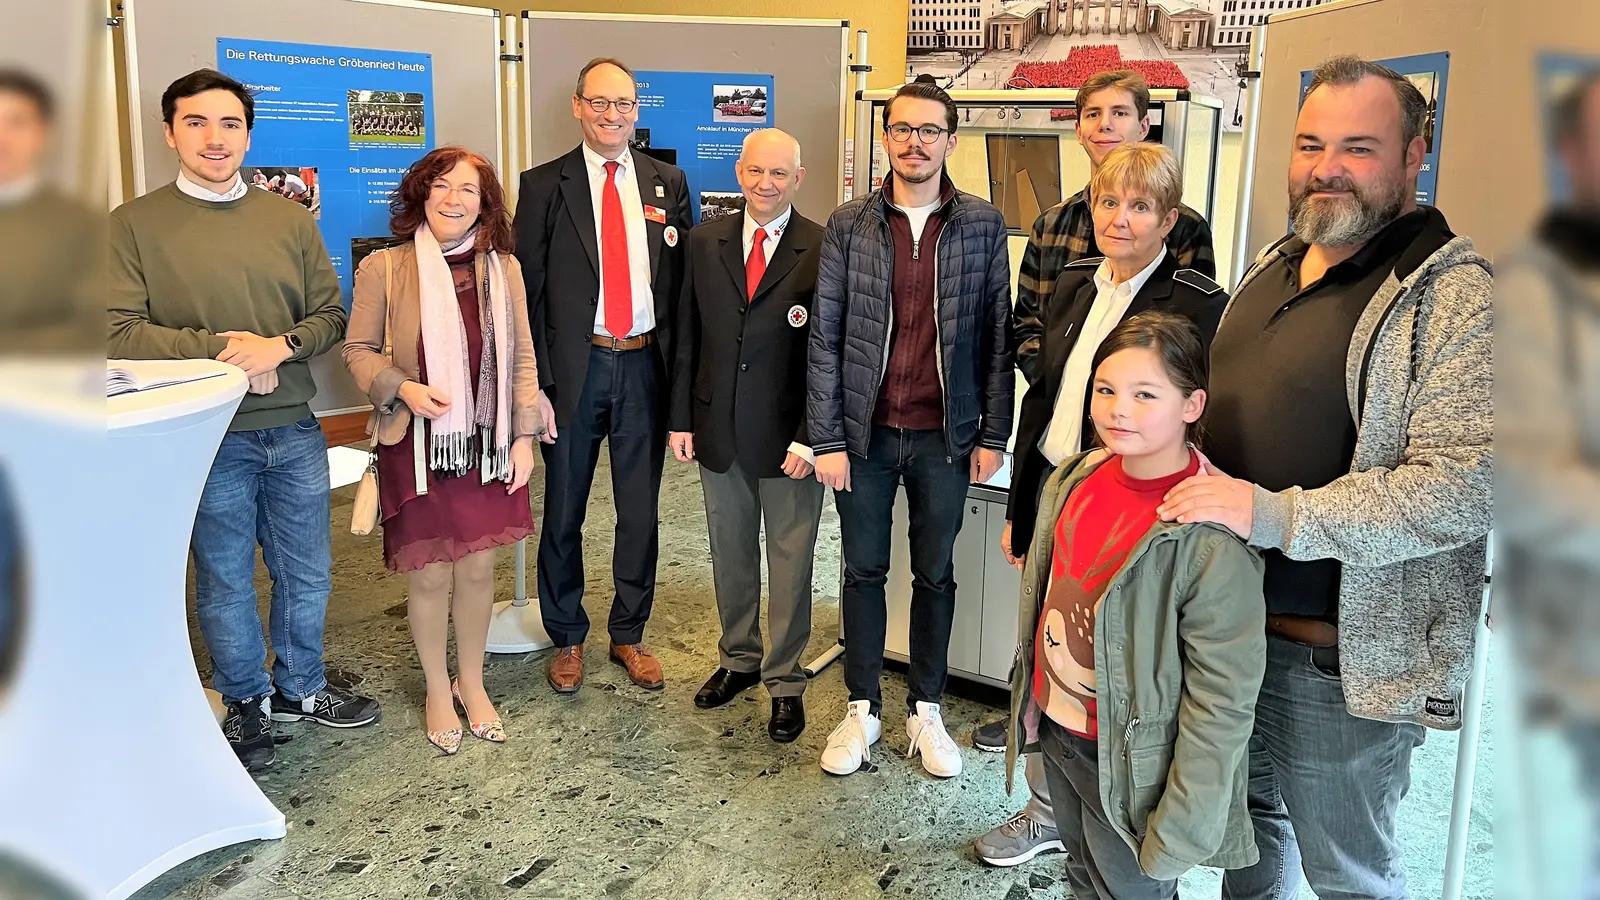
[601,160,632,339]
[745,226,768,303]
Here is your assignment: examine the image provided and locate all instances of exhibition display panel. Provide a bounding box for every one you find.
[120,0,505,415]
[518,11,850,225]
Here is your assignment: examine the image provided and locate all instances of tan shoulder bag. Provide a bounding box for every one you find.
[349,250,392,536]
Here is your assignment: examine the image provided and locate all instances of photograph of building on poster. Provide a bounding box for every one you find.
[243,166,319,218]
[905,0,1346,132]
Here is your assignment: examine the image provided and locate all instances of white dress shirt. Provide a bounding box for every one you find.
[582,143,654,337]
[742,204,791,267]
[175,169,248,202]
[740,205,812,465]
[1039,248,1168,464]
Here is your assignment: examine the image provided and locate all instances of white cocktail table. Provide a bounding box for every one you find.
[0,359,285,899]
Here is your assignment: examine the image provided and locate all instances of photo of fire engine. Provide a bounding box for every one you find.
[712,84,769,123]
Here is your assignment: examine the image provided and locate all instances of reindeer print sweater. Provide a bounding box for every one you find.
[1033,453,1200,737]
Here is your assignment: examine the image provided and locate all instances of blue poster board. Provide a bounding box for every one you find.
[634,70,775,224]
[219,38,435,303]
[1298,51,1449,208]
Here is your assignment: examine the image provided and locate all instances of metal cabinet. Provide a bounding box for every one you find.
[879,481,1022,690]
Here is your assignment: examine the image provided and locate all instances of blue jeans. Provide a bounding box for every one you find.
[1221,636,1427,900]
[835,426,970,717]
[191,416,332,704]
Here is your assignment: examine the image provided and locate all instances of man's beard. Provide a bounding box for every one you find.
[1289,171,1407,247]
[892,152,938,184]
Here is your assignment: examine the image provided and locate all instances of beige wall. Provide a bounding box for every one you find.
[1247,0,1498,259]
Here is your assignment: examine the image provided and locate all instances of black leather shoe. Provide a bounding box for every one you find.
[768,697,805,743]
[694,667,760,709]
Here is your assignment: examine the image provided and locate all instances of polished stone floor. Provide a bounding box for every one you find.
[134,453,1493,899]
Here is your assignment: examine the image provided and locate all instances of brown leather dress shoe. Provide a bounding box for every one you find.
[608,643,665,690]
[548,645,584,694]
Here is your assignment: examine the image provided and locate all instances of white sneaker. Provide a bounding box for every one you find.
[820,700,882,775]
[907,701,963,778]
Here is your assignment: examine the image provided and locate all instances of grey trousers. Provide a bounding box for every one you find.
[1041,719,1178,900]
[1023,750,1056,828]
[700,459,824,698]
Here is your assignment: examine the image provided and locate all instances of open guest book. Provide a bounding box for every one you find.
[106,360,228,397]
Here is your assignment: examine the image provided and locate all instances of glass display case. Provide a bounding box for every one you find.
[853,88,1224,229]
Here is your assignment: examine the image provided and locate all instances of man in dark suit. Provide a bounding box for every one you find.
[512,57,691,694]
[668,129,824,743]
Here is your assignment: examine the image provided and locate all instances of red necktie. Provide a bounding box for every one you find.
[601,160,632,339]
[746,226,768,303]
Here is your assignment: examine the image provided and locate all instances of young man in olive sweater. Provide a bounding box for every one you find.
[108,70,379,771]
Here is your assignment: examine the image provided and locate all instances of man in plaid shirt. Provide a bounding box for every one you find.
[971,68,1217,870]
[1014,71,1215,381]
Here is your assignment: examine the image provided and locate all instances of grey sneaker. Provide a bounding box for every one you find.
[971,716,1007,752]
[974,812,1065,867]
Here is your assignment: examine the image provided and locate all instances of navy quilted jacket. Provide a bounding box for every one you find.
[806,179,1015,459]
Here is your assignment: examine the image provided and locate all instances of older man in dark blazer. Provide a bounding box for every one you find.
[668,129,824,743]
[513,57,691,694]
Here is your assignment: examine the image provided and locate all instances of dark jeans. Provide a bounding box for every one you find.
[1041,719,1178,900]
[537,345,665,647]
[835,425,969,717]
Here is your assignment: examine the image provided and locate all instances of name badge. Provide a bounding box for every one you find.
[643,205,667,224]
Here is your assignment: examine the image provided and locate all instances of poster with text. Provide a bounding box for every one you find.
[219,38,434,303]
[1299,52,1449,208]
[633,71,774,224]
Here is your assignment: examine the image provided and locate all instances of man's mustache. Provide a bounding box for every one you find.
[1304,176,1356,195]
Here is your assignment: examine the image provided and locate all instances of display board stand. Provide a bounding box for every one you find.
[517,12,849,225]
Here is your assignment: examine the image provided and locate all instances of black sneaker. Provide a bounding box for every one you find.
[971,716,1008,752]
[270,686,382,728]
[223,693,275,771]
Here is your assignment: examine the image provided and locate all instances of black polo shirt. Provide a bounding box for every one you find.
[1206,208,1449,621]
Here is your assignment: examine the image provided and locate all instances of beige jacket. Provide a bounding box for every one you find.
[343,241,543,445]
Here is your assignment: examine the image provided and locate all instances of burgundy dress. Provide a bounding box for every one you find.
[377,246,534,573]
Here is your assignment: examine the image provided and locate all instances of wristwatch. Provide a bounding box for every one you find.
[282,332,303,356]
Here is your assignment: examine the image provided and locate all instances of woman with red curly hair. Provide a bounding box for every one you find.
[344,146,550,754]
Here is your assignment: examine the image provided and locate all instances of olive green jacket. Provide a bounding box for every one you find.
[1005,452,1266,880]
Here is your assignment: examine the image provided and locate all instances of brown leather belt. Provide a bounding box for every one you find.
[1265,614,1339,647]
[590,332,656,352]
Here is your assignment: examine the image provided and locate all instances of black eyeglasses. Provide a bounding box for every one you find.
[887,123,950,144]
[578,95,637,114]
